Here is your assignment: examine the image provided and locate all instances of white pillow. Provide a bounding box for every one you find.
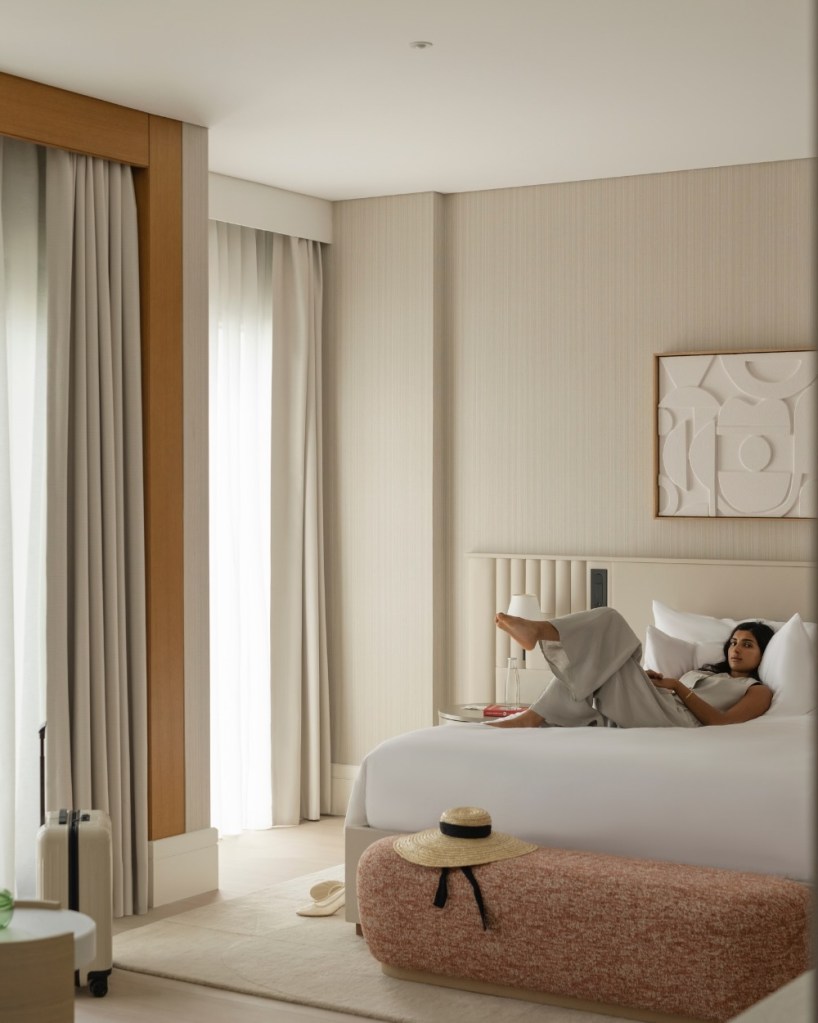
[643,626,724,679]
[759,613,816,718]
[652,600,817,644]
[760,617,818,643]
[651,601,735,644]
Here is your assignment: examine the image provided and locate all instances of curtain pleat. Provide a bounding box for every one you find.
[45,149,148,915]
[269,233,330,824]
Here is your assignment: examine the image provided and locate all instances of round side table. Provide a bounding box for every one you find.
[0,902,96,1023]
[1,903,96,967]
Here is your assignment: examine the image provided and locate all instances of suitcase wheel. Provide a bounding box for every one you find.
[88,972,109,998]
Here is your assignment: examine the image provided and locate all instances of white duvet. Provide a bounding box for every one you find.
[346,716,813,881]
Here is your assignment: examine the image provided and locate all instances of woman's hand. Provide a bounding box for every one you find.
[647,670,680,691]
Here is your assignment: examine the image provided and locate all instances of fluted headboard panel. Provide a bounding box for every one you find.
[467,554,604,701]
[467,553,815,704]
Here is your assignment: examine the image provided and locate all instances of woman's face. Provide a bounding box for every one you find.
[727,629,763,676]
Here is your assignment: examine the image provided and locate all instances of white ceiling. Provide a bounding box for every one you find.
[1,0,813,201]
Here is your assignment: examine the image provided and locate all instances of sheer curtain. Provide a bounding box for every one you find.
[209,221,273,833]
[209,222,330,834]
[44,148,149,915]
[0,137,47,895]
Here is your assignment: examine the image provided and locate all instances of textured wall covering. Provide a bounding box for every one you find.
[445,160,814,702]
[324,194,443,766]
[324,160,815,764]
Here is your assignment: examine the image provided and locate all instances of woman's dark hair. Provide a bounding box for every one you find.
[700,621,775,680]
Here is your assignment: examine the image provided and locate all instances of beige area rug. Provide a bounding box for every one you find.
[114,866,620,1023]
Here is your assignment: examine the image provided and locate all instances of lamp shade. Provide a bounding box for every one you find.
[507,593,545,620]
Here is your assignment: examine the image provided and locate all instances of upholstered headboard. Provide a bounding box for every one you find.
[466,554,815,703]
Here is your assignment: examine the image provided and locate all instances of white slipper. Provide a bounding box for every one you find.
[296,884,346,917]
[309,879,344,902]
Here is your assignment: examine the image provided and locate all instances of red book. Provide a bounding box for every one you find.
[482,704,526,717]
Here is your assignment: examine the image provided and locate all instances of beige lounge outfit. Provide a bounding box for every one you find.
[530,607,759,728]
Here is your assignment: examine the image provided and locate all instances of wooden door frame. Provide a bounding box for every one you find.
[0,71,186,840]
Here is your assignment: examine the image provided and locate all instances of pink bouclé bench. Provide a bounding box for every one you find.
[357,838,810,1023]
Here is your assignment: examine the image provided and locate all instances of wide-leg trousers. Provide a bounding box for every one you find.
[529,607,699,728]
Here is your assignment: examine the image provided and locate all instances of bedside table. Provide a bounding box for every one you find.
[438,704,528,725]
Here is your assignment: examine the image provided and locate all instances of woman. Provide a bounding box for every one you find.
[491,607,774,729]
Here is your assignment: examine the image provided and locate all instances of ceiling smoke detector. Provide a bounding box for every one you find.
[409,41,433,49]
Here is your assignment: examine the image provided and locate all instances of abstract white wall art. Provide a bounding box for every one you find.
[656,350,816,518]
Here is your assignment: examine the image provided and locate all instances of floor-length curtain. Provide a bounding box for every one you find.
[209,221,273,834]
[269,233,330,825]
[45,148,148,915]
[0,137,47,895]
[209,222,330,834]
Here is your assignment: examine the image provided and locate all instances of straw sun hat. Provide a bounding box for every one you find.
[393,807,537,868]
[393,808,537,931]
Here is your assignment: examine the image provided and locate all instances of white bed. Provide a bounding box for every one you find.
[348,716,812,873]
[344,555,815,924]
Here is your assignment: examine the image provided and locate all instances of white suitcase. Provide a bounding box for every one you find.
[36,808,113,996]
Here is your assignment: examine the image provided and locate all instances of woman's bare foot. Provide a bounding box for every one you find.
[495,612,556,650]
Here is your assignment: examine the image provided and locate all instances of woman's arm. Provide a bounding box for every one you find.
[651,676,773,725]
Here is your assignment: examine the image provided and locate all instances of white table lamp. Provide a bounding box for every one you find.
[504,594,545,708]
[507,593,545,620]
